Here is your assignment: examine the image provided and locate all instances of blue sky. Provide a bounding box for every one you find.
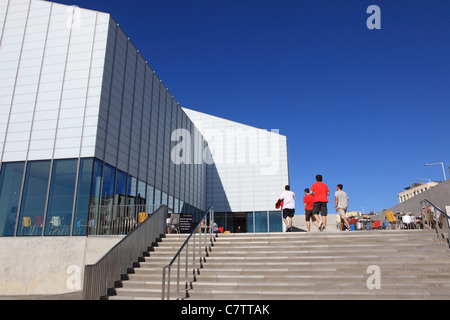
[51,0,450,213]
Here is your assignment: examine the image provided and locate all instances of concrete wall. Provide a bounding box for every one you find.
[388,179,450,215]
[0,236,122,296]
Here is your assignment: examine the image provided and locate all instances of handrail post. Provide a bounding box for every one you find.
[177,254,180,298]
[167,266,171,300]
[193,230,196,277]
[199,221,202,267]
[161,266,166,300]
[185,240,189,289]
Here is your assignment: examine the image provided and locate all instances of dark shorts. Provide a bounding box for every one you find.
[283,208,295,219]
[305,209,314,221]
[313,202,328,216]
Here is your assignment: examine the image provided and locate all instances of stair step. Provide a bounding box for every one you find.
[108,230,450,300]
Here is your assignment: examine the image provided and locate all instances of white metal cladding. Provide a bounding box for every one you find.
[183,108,289,213]
[0,0,207,212]
[0,0,108,163]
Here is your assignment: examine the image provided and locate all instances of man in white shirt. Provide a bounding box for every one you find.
[335,184,351,231]
[278,185,296,232]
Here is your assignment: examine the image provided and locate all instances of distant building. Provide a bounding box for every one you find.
[398,182,439,203]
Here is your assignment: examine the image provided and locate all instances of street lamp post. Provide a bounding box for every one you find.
[424,162,447,181]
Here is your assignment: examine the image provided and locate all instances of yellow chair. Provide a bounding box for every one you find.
[22,217,32,227]
[385,211,402,229]
[138,212,148,224]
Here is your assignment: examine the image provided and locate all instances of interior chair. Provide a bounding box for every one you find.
[21,217,32,235]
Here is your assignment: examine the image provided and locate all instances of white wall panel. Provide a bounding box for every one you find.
[184,108,289,212]
[0,0,108,163]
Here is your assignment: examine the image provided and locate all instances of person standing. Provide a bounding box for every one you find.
[278,185,296,232]
[303,188,321,232]
[335,184,351,231]
[310,175,330,231]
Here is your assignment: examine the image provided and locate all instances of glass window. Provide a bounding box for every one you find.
[146,184,154,212]
[0,162,25,236]
[115,170,127,206]
[101,163,115,206]
[88,159,102,235]
[161,192,168,206]
[179,200,185,214]
[73,158,93,236]
[17,160,51,236]
[44,159,78,236]
[137,180,146,205]
[127,175,137,205]
[154,188,161,205]
[254,211,268,233]
[98,163,115,235]
[214,212,226,233]
[247,212,254,233]
[269,211,283,232]
[174,198,179,214]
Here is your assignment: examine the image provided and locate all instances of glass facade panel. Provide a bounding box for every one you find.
[154,188,161,205]
[254,211,268,233]
[146,184,154,209]
[44,159,78,236]
[269,211,282,232]
[137,180,146,205]
[17,161,51,236]
[168,195,173,211]
[73,158,93,236]
[101,163,115,206]
[115,170,127,206]
[247,212,254,233]
[0,162,25,236]
[127,175,137,205]
[214,212,226,232]
[179,200,185,214]
[88,159,102,235]
[161,192,168,206]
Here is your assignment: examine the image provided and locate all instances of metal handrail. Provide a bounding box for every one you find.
[161,207,216,300]
[419,199,450,244]
[83,205,167,300]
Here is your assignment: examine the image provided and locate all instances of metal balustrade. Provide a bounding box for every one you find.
[419,199,450,244]
[83,205,167,300]
[161,207,216,300]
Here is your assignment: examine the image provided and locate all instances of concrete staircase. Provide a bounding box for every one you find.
[109,230,450,300]
[108,233,193,300]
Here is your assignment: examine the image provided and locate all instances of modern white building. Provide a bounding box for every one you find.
[0,0,290,238]
[0,0,290,296]
[183,108,289,232]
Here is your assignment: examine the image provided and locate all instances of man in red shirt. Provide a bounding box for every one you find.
[310,175,330,231]
[303,188,321,232]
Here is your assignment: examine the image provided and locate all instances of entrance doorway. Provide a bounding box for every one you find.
[232,213,247,233]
